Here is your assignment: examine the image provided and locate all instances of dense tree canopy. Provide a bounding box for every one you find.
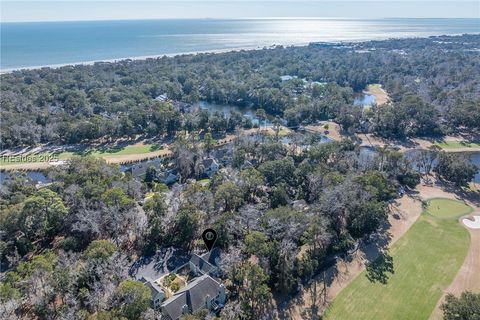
[1,34,479,149]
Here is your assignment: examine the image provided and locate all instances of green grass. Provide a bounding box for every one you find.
[60,144,158,158]
[324,198,471,320]
[368,83,382,90]
[424,198,473,219]
[434,140,480,149]
[0,143,160,166]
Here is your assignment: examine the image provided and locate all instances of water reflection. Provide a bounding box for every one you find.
[361,147,480,183]
[0,171,49,185]
[354,94,376,107]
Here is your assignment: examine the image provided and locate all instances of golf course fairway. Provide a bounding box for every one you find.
[324,198,472,320]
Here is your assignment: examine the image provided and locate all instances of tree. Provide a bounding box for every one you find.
[348,201,387,238]
[235,262,272,318]
[434,152,477,186]
[144,193,167,219]
[270,184,289,208]
[214,182,244,212]
[255,108,267,129]
[258,157,295,186]
[239,168,265,201]
[145,166,157,185]
[101,188,134,209]
[112,280,151,320]
[244,231,271,257]
[84,240,118,261]
[170,206,200,250]
[442,291,480,320]
[0,283,21,317]
[20,189,68,241]
[203,132,216,155]
[356,170,396,202]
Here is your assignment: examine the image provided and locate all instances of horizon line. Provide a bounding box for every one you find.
[3,16,479,23]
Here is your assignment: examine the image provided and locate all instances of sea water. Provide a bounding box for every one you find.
[1,18,479,70]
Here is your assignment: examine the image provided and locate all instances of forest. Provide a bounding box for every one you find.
[1,133,478,319]
[1,34,479,320]
[1,34,479,149]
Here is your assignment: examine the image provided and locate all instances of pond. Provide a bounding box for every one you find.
[471,152,480,183]
[198,101,271,126]
[353,94,376,108]
[363,147,480,184]
[0,171,49,185]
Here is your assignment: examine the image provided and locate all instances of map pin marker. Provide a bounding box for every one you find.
[202,228,217,252]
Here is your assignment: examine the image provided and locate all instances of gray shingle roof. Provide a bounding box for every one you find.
[144,278,164,296]
[161,275,222,320]
[162,292,188,320]
[189,253,214,274]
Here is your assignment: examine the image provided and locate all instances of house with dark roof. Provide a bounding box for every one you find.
[141,277,166,309]
[160,274,226,320]
[202,158,219,178]
[160,169,179,185]
[127,158,163,178]
[130,248,225,319]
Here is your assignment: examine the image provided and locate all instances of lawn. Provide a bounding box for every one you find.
[434,140,480,149]
[424,198,473,219]
[324,198,471,320]
[0,143,159,166]
[59,144,159,159]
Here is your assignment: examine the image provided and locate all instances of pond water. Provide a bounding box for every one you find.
[353,94,376,107]
[362,147,480,183]
[279,135,332,146]
[471,152,480,183]
[0,171,49,185]
[198,101,271,126]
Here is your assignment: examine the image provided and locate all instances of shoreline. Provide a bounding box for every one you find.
[0,45,280,74]
[2,31,479,74]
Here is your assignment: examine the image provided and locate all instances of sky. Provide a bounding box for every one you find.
[1,0,479,22]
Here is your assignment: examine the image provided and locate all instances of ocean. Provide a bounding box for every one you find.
[1,18,479,70]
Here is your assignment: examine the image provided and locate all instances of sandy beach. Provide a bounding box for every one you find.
[0,45,273,74]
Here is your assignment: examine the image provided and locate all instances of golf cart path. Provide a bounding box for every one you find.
[281,189,423,319]
[282,184,479,320]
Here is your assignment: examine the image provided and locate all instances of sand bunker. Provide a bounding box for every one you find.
[463,216,480,229]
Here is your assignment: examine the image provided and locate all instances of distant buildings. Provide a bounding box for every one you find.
[155,93,168,102]
[280,75,297,82]
[125,157,219,184]
[127,158,163,178]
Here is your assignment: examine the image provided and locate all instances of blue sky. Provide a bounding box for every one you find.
[1,0,479,22]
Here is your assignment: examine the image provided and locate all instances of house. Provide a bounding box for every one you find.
[141,277,166,309]
[131,247,225,319]
[155,93,168,102]
[160,274,226,320]
[187,249,221,277]
[160,169,179,185]
[280,75,297,82]
[202,158,219,178]
[126,158,163,178]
